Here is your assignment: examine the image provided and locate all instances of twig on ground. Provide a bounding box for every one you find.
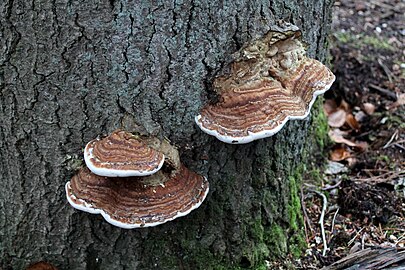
[369,0,401,12]
[348,227,365,246]
[385,227,405,232]
[363,168,390,172]
[383,130,399,149]
[378,58,394,83]
[354,170,405,183]
[369,84,398,100]
[322,181,342,191]
[361,233,367,250]
[387,139,405,151]
[312,190,328,256]
[394,143,405,151]
[329,208,340,243]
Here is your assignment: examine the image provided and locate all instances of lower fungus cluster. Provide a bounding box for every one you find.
[66,129,209,229]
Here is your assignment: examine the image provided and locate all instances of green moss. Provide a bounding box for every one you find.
[334,32,394,51]
[286,174,306,258]
[311,99,330,150]
[251,218,265,242]
[362,36,394,50]
[241,242,270,269]
[287,177,300,231]
[264,224,287,256]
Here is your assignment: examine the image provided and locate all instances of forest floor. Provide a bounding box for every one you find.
[273,0,405,269]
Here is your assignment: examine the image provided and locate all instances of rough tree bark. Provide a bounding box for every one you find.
[0,1,333,269]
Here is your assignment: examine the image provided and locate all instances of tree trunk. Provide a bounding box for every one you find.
[0,1,333,269]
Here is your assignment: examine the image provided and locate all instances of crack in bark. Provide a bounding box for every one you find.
[184,0,195,49]
[1,1,21,66]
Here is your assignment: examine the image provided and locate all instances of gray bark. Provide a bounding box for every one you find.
[0,0,333,269]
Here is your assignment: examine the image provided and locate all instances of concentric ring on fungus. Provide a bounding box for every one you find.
[66,166,209,229]
[84,130,165,177]
[195,24,335,144]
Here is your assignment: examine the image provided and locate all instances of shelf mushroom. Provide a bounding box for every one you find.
[67,130,209,228]
[195,24,335,144]
[66,166,209,228]
[84,129,165,177]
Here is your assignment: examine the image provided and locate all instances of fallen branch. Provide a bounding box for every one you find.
[322,247,405,270]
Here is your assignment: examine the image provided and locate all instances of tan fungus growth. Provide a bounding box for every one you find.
[195,24,335,144]
[66,166,209,228]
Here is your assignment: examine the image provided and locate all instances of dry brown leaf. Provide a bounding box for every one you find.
[354,141,368,151]
[329,130,368,150]
[330,145,351,161]
[329,129,357,146]
[363,102,376,115]
[340,99,351,112]
[346,113,360,130]
[324,99,338,115]
[328,109,347,128]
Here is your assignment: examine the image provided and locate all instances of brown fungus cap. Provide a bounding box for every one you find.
[195,24,335,144]
[84,129,165,177]
[26,261,58,270]
[65,166,209,229]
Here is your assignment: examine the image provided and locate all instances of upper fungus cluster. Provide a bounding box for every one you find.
[195,24,335,143]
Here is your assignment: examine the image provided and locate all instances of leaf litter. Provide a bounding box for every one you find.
[288,0,405,269]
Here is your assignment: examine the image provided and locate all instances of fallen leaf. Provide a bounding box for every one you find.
[354,141,368,151]
[340,99,351,112]
[330,145,351,161]
[328,109,347,128]
[329,129,369,150]
[363,102,376,115]
[324,99,338,115]
[329,129,357,147]
[325,161,348,175]
[346,113,360,130]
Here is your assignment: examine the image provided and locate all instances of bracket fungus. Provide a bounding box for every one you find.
[67,130,209,228]
[195,24,335,144]
[66,166,209,228]
[84,129,165,177]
